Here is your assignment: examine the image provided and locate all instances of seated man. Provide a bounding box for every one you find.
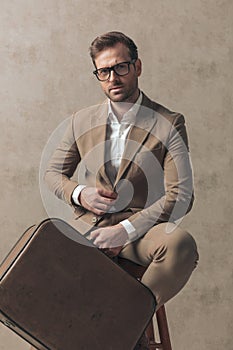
[43,31,199,350]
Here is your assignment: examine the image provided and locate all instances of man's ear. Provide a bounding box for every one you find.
[135,58,142,77]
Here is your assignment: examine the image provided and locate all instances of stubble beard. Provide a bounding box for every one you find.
[105,83,139,104]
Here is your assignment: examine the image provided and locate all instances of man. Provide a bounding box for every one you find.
[44,31,198,349]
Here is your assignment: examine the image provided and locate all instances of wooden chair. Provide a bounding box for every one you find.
[118,257,172,350]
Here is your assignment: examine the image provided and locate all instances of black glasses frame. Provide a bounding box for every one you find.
[93,59,136,81]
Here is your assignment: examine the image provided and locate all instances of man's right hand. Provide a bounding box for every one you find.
[79,187,117,215]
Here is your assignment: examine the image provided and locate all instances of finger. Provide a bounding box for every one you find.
[105,250,115,258]
[94,201,115,212]
[97,188,118,199]
[94,239,109,249]
[98,197,117,206]
[92,207,114,216]
[99,197,116,211]
[91,207,107,216]
[89,230,100,240]
[103,248,119,258]
[90,201,115,215]
[99,248,113,257]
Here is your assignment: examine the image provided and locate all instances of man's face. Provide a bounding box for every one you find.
[94,42,142,103]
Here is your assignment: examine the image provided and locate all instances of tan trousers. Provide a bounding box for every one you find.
[29,222,198,350]
[119,222,199,309]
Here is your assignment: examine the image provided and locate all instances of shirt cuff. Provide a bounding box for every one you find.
[72,185,87,206]
[120,219,137,241]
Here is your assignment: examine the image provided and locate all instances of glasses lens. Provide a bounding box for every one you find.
[114,63,129,76]
[97,68,110,81]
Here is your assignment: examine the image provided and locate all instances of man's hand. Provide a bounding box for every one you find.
[90,224,128,257]
[79,187,117,215]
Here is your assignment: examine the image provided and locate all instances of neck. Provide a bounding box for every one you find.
[110,89,140,121]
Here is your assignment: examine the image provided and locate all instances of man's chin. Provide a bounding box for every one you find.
[107,91,127,103]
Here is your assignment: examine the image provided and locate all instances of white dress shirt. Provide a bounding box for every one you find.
[72,92,142,242]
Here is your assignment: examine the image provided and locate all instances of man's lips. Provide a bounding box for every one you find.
[109,86,124,92]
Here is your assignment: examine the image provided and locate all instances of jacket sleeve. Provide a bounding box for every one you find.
[44,115,81,206]
[127,114,194,237]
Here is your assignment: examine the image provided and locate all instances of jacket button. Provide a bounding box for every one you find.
[92,216,98,223]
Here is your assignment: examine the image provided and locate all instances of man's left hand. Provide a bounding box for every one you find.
[90,224,128,257]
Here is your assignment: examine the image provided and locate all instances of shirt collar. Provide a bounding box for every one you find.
[108,91,142,124]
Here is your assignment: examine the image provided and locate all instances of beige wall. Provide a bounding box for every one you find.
[0,1,232,349]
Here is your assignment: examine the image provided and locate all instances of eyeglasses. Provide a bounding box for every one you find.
[93,59,136,81]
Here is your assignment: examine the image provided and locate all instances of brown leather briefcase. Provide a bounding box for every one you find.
[0,218,156,350]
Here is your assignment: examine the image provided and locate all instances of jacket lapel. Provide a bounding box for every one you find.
[89,94,158,189]
[90,101,113,189]
[114,94,157,186]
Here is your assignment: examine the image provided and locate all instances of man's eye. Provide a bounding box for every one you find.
[99,69,109,75]
[116,64,126,70]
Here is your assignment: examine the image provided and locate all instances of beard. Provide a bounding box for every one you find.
[103,80,139,103]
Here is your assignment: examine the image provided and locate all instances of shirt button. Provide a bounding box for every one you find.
[92,216,98,223]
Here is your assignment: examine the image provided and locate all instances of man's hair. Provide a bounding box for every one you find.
[89,31,138,64]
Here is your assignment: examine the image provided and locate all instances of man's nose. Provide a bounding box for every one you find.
[108,69,119,82]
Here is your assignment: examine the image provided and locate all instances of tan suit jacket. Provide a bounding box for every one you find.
[45,92,194,237]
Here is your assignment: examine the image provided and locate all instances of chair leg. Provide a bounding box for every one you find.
[145,319,157,349]
[145,305,172,350]
[156,305,172,350]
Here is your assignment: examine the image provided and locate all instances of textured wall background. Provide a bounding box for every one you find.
[0,1,232,349]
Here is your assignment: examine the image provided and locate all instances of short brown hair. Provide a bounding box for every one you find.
[89,31,138,64]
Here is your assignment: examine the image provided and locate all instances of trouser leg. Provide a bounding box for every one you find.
[119,222,199,309]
